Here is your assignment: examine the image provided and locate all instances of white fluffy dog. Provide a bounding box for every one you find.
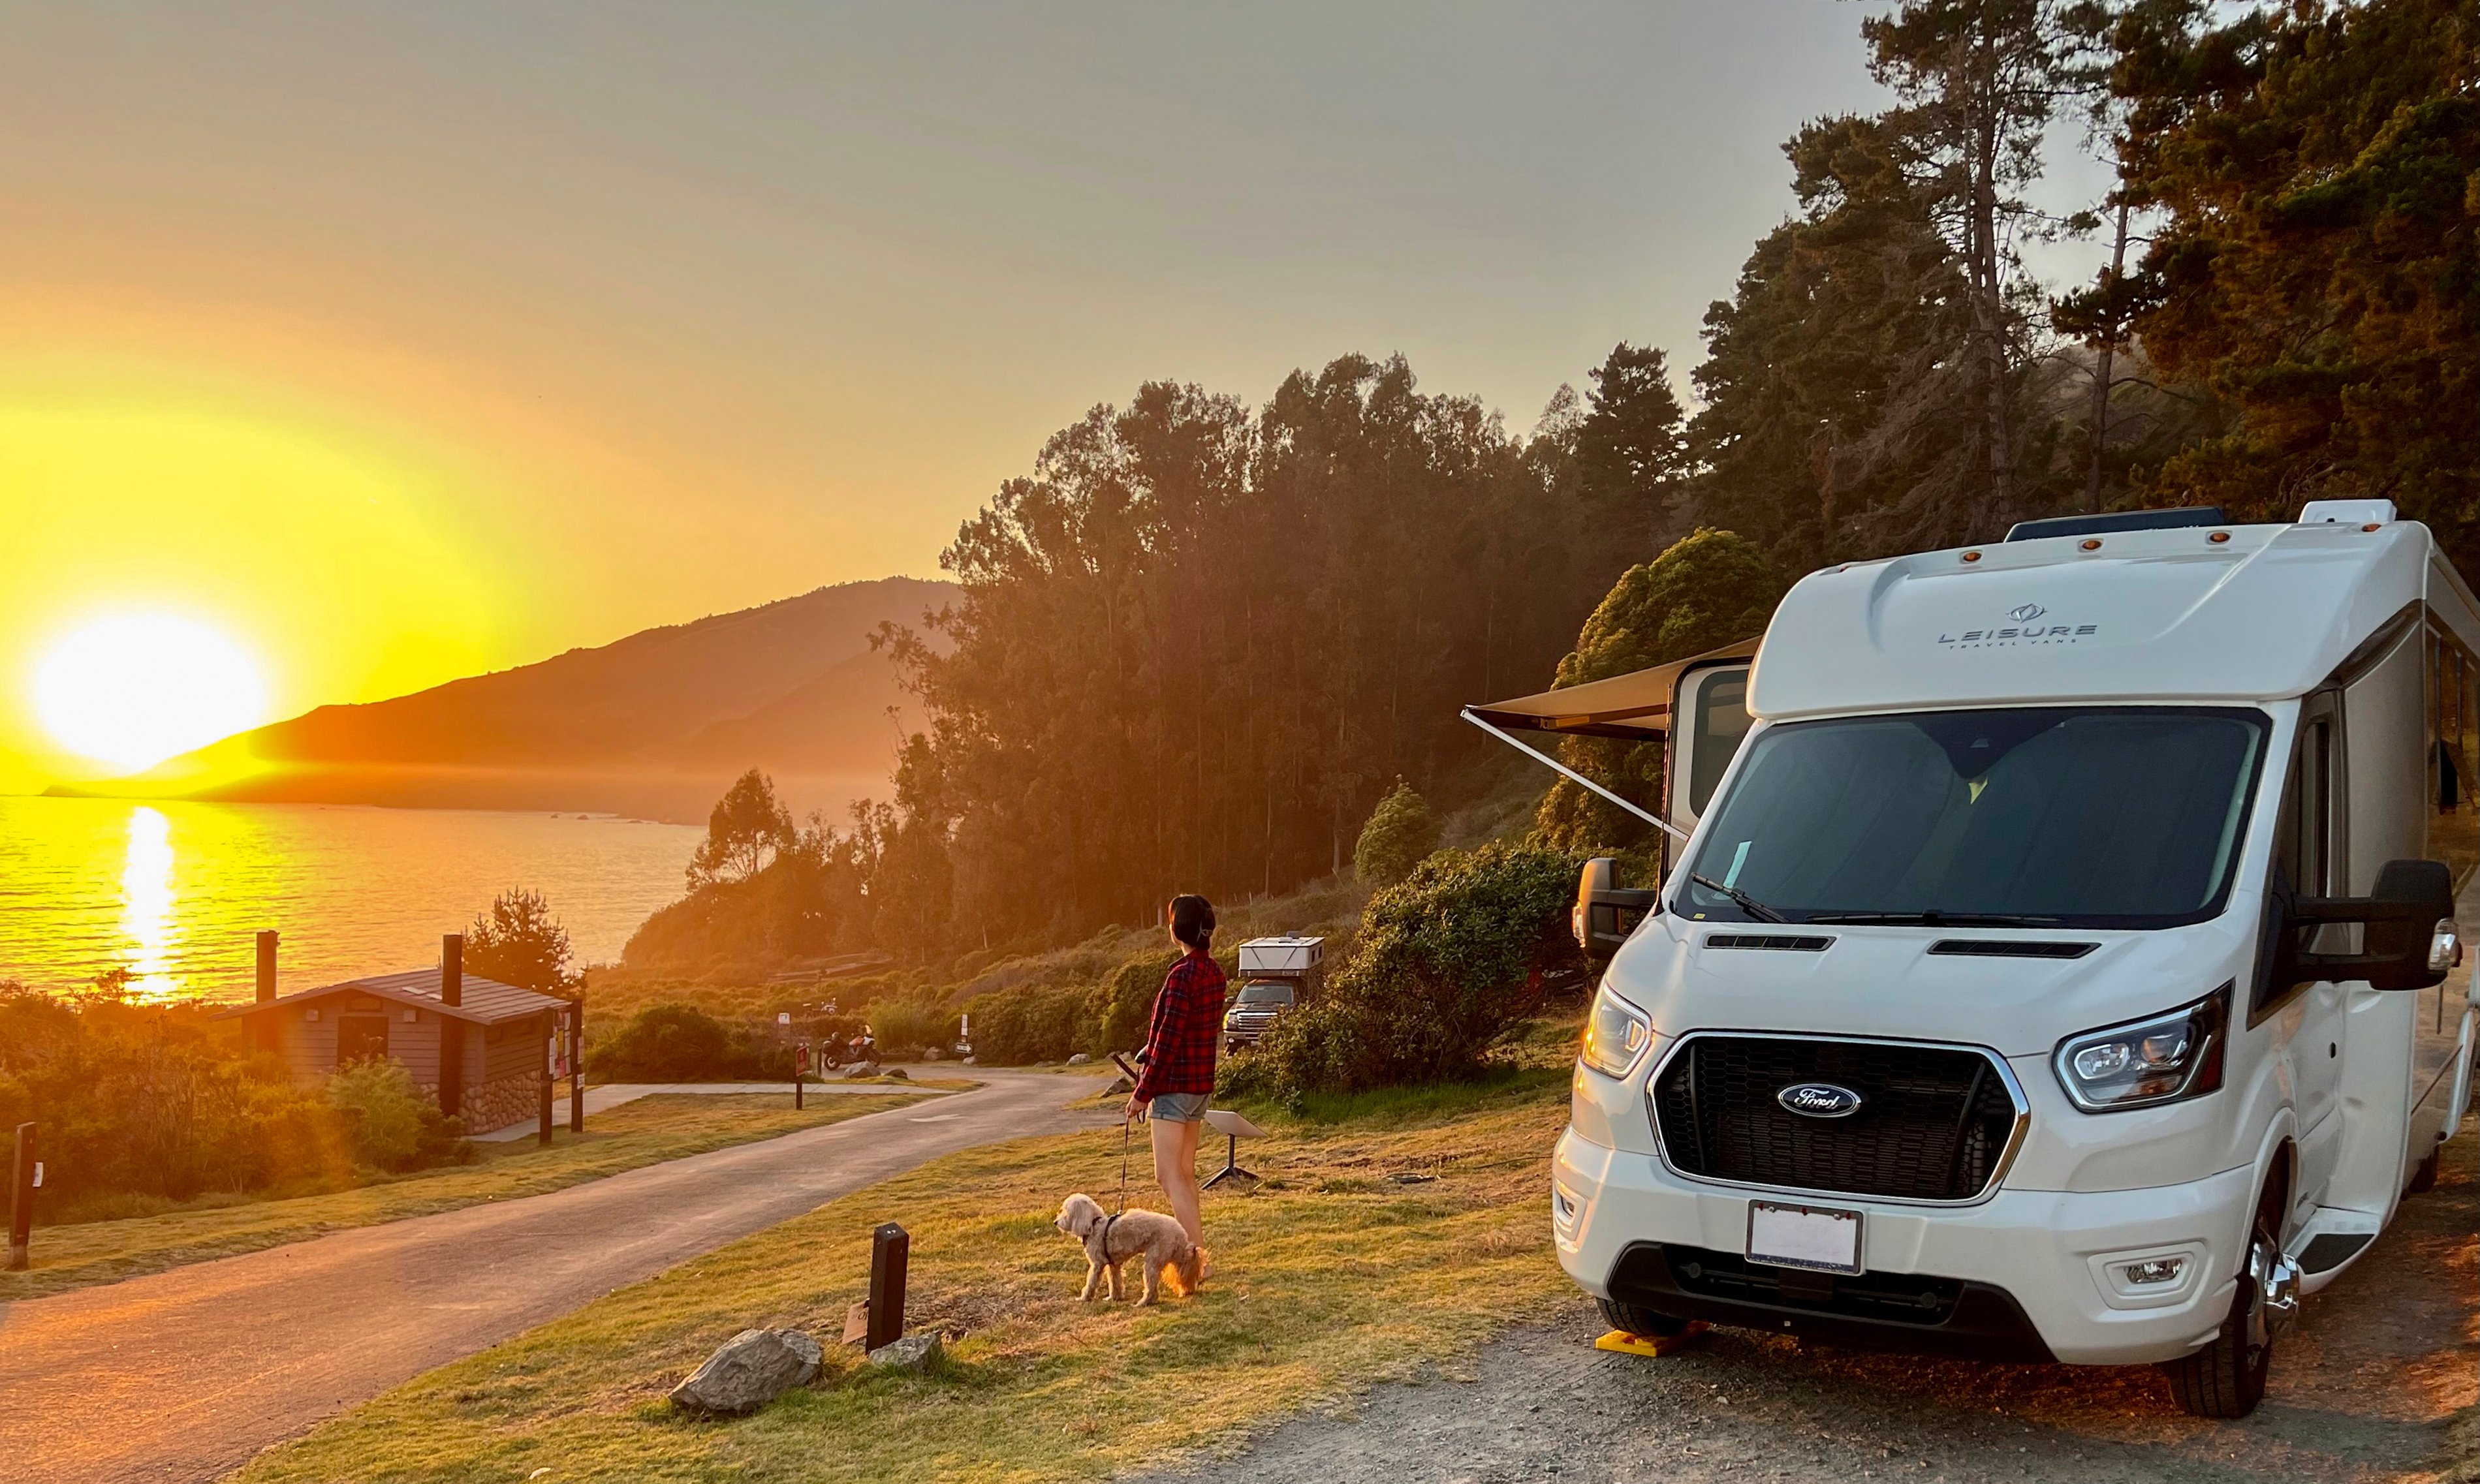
[1054,1192,1204,1305]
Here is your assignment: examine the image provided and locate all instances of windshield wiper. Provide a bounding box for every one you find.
[1803,910,2065,927]
[1686,873,1787,923]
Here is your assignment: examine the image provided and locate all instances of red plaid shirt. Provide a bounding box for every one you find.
[1133,948,1225,1100]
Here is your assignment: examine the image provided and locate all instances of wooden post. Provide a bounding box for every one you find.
[794,1042,806,1111]
[539,1017,555,1146]
[866,1222,908,1352]
[8,1122,35,1272]
[568,1000,585,1133]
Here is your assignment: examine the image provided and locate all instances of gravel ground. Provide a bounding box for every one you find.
[1140,1132,2477,1484]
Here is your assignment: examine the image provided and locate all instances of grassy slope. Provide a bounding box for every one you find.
[233,1072,1577,1484]
[0,1092,928,1303]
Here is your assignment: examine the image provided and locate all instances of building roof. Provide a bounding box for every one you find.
[1748,518,2477,723]
[215,968,569,1025]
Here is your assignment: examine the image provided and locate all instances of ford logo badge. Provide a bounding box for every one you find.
[1777,1082,1864,1118]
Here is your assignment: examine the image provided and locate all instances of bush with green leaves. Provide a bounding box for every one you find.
[1225,842,1583,1099]
[0,983,471,1220]
[961,948,1187,1066]
[869,995,960,1057]
[326,1058,469,1172]
[1353,780,1442,888]
[584,1002,793,1081]
[1085,951,1176,1058]
[964,984,1087,1065]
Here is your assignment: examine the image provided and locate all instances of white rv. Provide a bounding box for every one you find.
[1467,502,2476,1416]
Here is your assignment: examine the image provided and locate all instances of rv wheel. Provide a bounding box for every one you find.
[2407,1141,2442,1194]
[2160,1211,2286,1418]
[1597,1297,1693,1339]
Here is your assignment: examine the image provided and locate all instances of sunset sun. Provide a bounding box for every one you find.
[35,614,268,772]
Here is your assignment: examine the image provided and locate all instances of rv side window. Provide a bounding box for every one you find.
[2275,717,2333,900]
[1687,669,1753,818]
[2264,706,2342,1015]
[2428,626,2479,891]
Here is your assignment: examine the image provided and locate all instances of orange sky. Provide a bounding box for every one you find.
[0,3,1930,792]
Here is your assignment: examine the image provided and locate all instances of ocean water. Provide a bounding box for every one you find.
[0,796,703,1002]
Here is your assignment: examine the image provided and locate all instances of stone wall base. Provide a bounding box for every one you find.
[460,1071,544,1136]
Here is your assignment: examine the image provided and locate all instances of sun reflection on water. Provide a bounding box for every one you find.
[118,805,181,999]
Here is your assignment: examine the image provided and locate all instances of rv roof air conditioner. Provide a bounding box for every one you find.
[2299,498,2397,525]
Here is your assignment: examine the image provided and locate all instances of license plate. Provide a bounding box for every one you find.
[1746,1199,1862,1275]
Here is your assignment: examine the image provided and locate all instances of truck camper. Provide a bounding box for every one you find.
[1464,501,2478,1416]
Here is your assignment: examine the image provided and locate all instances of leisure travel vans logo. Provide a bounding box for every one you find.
[1939,601,2099,649]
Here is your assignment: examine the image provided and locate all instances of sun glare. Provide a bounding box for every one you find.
[35,615,268,773]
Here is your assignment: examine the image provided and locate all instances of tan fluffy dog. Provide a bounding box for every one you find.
[1054,1192,1204,1305]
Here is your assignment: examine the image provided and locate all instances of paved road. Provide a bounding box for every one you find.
[0,1070,1108,1484]
[467,1077,938,1142]
[1142,1131,2477,1484]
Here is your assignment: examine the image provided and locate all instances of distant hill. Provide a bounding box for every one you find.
[59,577,957,823]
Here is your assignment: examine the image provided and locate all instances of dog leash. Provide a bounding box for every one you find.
[1097,1113,1133,1256]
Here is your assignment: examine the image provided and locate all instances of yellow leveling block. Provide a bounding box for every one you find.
[1593,1322,1708,1357]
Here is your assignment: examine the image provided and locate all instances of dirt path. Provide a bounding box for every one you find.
[1144,1132,2477,1484]
[0,1070,1110,1484]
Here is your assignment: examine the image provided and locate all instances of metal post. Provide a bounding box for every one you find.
[8,1122,35,1271]
[866,1222,909,1352]
[568,1000,586,1134]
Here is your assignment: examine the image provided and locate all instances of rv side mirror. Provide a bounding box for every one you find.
[2286,858,2458,992]
[1574,857,1659,961]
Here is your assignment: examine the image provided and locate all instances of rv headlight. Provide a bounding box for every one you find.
[2053,986,2229,1113]
[1580,981,1653,1079]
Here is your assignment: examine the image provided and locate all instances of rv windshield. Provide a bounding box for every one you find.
[1675,707,2269,929]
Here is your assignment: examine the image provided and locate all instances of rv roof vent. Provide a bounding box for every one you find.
[1926,939,2098,959]
[2003,506,2225,542]
[1704,933,1834,952]
[2299,498,2396,525]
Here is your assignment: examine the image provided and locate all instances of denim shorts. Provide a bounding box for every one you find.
[1148,1091,1210,1124]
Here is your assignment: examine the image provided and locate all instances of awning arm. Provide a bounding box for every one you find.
[1460,708,1690,844]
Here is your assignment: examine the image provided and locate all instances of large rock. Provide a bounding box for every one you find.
[866,1332,943,1372]
[668,1328,823,1415]
[842,1062,880,1079]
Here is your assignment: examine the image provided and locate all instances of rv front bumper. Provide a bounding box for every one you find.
[1552,1125,2255,1366]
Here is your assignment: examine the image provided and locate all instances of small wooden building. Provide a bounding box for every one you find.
[221,935,569,1136]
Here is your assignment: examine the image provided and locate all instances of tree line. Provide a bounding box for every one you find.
[620,0,2472,971]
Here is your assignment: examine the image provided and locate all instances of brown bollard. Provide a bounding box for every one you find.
[8,1122,36,1271]
[539,1049,555,1147]
[866,1222,909,1352]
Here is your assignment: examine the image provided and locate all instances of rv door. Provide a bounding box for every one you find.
[1662,664,1754,872]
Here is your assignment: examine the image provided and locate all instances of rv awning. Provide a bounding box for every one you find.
[1464,637,1760,741]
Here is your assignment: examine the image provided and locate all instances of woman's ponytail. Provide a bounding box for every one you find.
[1169,894,1216,953]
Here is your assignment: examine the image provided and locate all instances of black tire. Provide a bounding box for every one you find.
[1597,1296,1693,1338]
[2159,1214,2278,1418]
[2407,1140,2442,1194]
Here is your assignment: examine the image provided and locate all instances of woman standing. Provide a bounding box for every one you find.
[1123,894,1224,1248]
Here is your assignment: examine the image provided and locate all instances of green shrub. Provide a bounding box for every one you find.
[870,995,960,1057]
[326,1059,468,1172]
[964,985,1087,1065]
[1084,951,1176,1057]
[1234,842,1583,1097]
[586,1002,774,1081]
[0,983,360,1217]
[1354,780,1442,888]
